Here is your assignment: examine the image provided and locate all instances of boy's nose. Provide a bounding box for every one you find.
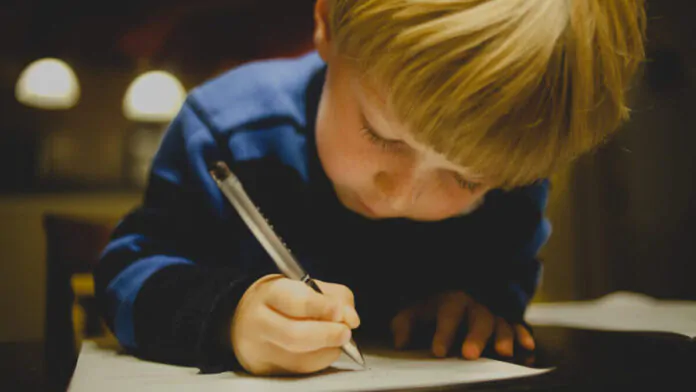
[373,170,424,211]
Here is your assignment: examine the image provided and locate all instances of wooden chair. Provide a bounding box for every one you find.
[43,214,117,391]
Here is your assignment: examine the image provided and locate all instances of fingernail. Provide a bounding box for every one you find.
[433,343,447,357]
[463,343,480,359]
[394,333,405,349]
[344,305,360,327]
[497,343,513,357]
[524,337,536,350]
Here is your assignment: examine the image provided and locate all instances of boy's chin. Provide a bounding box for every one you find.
[345,196,382,219]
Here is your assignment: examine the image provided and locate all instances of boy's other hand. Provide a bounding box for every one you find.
[230,274,360,375]
[390,291,534,359]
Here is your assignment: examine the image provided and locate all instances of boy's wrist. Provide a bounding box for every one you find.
[196,272,269,374]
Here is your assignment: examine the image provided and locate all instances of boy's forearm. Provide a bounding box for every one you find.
[435,182,549,322]
[93,201,270,372]
[127,263,263,372]
[95,245,266,372]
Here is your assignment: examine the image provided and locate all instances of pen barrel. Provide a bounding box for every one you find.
[214,174,306,281]
[211,162,365,367]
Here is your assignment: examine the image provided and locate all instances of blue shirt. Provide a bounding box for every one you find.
[95,51,551,372]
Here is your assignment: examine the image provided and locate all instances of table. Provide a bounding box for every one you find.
[6,293,695,391]
[60,326,695,392]
[454,326,695,391]
[0,340,46,392]
[3,330,693,391]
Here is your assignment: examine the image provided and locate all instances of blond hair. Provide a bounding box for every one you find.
[327,0,646,188]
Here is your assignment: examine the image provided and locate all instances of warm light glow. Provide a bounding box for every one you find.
[15,58,80,110]
[123,71,186,122]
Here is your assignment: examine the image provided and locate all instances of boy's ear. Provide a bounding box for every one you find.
[313,0,332,62]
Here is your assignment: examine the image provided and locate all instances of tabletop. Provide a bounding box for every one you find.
[4,292,695,392]
[0,340,46,392]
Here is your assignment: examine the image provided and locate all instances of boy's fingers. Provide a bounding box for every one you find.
[462,303,494,360]
[265,279,342,322]
[264,307,351,353]
[391,307,417,349]
[314,280,355,307]
[299,347,344,373]
[269,347,343,375]
[432,292,469,357]
[514,324,536,350]
[494,317,514,357]
[314,280,360,328]
[343,305,361,329]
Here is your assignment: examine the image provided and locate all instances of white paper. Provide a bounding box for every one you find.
[527,291,696,338]
[69,342,550,392]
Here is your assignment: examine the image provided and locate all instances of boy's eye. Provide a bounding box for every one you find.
[360,126,403,152]
[453,173,480,192]
[360,123,481,192]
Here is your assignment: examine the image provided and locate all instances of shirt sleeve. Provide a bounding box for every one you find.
[94,99,272,373]
[445,180,551,323]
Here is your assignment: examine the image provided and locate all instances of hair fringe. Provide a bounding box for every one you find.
[328,0,646,188]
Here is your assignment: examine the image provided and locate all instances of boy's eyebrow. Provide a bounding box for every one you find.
[355,80,395,130]
[357,91,402,140]
[360,110,401,142]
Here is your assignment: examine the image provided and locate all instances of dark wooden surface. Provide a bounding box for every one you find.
[1,327,694,392]
[400,327,696,392]
[0,340,46,392]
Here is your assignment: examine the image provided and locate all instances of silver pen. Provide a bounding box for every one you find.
[209,161,365,367]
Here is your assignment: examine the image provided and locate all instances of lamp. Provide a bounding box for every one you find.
[15,58,80,110]
[122,71,186,122]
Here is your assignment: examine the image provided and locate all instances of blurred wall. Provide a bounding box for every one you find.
[571,1,696,300]
[0,192,141,342]
[537,168,577,302]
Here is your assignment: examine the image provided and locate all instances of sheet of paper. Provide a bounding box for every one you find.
[527,291,696,338]
[69,341,550,392]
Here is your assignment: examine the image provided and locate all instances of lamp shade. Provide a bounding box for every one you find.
[123,71,186,122]
[15,58,80,110]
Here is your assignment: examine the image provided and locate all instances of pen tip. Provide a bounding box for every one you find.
[355,347,366,367]
[343,340,366,368]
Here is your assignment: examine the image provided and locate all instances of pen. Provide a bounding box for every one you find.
[209,161,365,368]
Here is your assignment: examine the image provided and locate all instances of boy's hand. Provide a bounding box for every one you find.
[230,274,360,375]
[391,291,534,359]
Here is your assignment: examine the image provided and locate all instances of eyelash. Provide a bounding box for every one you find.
[360,126,402,152]
[360,125,480,192]
[453,174,481,192]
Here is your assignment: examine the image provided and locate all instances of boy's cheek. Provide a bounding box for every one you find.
[322,149,375,190]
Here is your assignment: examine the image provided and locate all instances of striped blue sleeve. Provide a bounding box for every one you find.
[94,100,266,372]
[105,249,192,348]
[462,179,552,322]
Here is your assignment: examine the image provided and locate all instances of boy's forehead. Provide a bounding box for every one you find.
[350,72,388,107]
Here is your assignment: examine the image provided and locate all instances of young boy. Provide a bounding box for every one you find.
[95,0,646,376]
